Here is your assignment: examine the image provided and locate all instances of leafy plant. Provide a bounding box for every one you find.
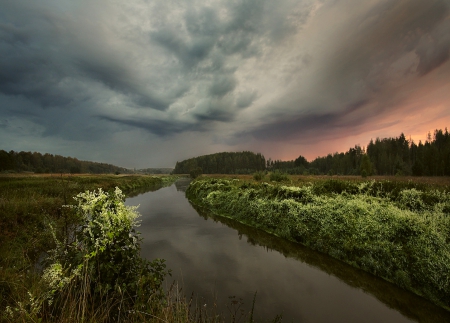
[253,171,265,181]
[41,187,170,321]
[269,171,288,182]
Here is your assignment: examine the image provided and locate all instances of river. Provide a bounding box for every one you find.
[126,178,450,323]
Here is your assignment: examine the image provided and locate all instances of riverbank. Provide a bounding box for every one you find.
[186,176,450,311]
[0,174,180,321]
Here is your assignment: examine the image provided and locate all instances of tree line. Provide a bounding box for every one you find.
[270,128,450,176]
[173,151,266,175]
[0,150,131,174]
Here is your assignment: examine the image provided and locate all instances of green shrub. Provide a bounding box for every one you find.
[40,187,170,321]
[253,171,265,181]
[269,171,289,182]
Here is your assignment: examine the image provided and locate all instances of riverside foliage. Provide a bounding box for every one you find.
[37,188,170,321]
[0,175,178,322]
[186,178,450,310]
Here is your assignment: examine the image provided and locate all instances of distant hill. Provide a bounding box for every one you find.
[0,150,132,174]
[173,151,266,174]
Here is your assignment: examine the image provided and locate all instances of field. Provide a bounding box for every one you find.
[186,174,450,311]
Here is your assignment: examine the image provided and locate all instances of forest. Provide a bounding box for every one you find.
[270,128,450,176]
[0,150,131,174]
[2,128,450,176]
[173,151,266,174]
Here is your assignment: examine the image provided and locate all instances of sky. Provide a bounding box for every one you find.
[1,0,450,168]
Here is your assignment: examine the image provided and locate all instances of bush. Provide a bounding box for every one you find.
[40,187,170,321]
[253,171,265,181]
[190,167,203,179]
[269,171,289,182]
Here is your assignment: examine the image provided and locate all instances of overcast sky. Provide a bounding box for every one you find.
[1,0,450,168]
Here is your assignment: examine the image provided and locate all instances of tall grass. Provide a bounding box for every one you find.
[186,178,450,310]
[0,175,178,322]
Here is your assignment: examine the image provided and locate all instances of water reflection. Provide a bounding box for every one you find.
[192,204,450,323]
[127,181,450,323]
[126,184,163,198]
[174,177,191,192]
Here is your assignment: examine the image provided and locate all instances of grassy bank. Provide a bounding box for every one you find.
[0,174,179,321]
[1,174,278,322]
[186,177,450,310]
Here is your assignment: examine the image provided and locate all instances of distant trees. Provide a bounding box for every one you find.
[303,129,450,176]
[173,151,265,175]
[261,128,450,177]
[0,150,130,174]
[189,167,203,179]
[360,154,372,177]
[367,129,450,176]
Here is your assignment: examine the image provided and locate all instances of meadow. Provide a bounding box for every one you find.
[186,175,450,311]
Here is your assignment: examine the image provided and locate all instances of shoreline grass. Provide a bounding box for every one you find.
[186,176,450,311]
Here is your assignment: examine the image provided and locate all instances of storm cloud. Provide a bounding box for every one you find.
[1,0,449,166]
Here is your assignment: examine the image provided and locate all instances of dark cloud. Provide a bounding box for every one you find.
[76,58,174,111]
[236,90,258,108]
[1,0,449,167]
[208,74,237,97]
[99,115,202,137]
[415,19,450,76]
[0,22,30,45]
[243,100,370,142]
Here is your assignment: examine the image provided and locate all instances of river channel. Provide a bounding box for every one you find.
[126,178,450,323]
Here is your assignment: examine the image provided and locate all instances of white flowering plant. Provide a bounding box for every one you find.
[42,187,170,320]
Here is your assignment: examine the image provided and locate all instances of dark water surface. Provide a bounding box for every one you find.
[126,179,450,323]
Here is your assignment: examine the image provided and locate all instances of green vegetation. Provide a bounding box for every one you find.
[0,150,132,174]
[186,177,450,310]
[136,167,174,174]
[7,187,170,321]
[0,175,270,322]
[173,151,266,175]
[252,171,265,181]
[192,204,450,323]
[190,167,203,179]
[0,175,179,322]
[268,171,289,182]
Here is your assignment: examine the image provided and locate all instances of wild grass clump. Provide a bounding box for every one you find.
[186,178,450,310]
[253,171,265,181]
[269,171,289,182]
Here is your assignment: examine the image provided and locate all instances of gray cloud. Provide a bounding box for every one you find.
[1,0,449,167]
[100,115,202,137]
[241,0,450,144]
[208,74,237,97]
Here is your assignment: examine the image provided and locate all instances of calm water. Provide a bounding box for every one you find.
[126,179,450,323]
